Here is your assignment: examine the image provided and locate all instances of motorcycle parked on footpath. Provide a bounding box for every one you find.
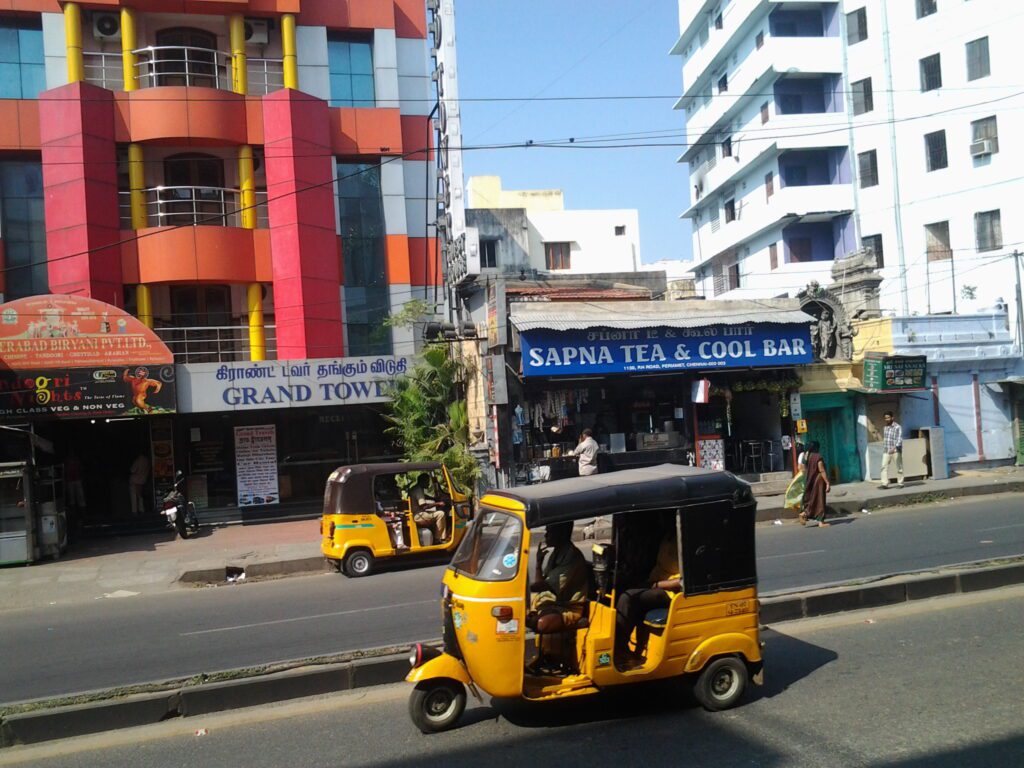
[162,470,200,539]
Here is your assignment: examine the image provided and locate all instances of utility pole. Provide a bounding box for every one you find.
[1014,250,1023,353]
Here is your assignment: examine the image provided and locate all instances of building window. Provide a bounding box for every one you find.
[755,31,764,49]
[924,130,948,171]
[0,160,48,298]
[327,37,375,108]
[760,101,770,124]
[779,94,802,115]
[852,78,873,115]
[727,262,740,290]
[337,162,390,355]
[862,234,883,267]
[784,165,808,187]
[916,0,937,19]
[975,210,1002,252]
[919,53,942,92]
[966,37,990,81]
[724,199,736,223]
[721,135,732,158]
[545,242,571,270]
[858,150,879,188]
[846,8,867,44]
[717,73,728,94]
[971,116,999,155]
[714,12,723,30]
[769,242,778,270]
[614,225,626,236]
[0,18,44,99]
[789,238,812,263]
[479,239,497,269]
[925,221,952,261]
[765,172,774,200]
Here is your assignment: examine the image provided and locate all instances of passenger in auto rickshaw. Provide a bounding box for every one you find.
[614,513,681,670]
[374,474,408,551]
[527,521,589,674]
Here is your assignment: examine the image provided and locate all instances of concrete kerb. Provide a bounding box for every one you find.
[5,557,1024,747]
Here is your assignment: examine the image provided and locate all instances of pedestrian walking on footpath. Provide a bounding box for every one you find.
[879,411,905,489]
[799,441,830,527]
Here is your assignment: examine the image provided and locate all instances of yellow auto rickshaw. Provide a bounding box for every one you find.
[405,464,762,732]
[321,462,472,577]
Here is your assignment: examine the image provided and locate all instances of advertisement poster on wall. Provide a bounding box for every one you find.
[234,425,280,507]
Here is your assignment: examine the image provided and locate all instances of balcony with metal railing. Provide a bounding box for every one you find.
[119,188,269,229]
[82,47,284,95]
[154,325,277,364]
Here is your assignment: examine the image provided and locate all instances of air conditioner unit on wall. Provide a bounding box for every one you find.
[92,12,121,41]
[970,138,998,157]
[245,19,269,45]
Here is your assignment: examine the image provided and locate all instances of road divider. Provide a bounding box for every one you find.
[3,556,1023,748]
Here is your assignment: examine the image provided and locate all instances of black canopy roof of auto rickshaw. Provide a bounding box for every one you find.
[326,462,443,514]
[484,464,753,528]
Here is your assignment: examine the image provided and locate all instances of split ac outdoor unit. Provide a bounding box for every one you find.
[92,13,121,41]
[970,138,997,157]
[245,19,269,45]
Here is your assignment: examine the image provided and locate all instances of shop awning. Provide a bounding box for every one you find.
[509,299,813,332]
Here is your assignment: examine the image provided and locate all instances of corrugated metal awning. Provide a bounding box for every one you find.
[510,299,814,332]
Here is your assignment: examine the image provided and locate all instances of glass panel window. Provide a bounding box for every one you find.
[724,199,736,223]
[858,150,879,188]
[328,37,375,108]
[966,37,990,81]
[862,234,883,267]
[852,78,873,116]
[916,0,937,19]
[337,161,390,355]
[0,18,44,99]
[545,242,571,270]
[975,210,1002,252]
[924,130,948,171]
[846,8,867,44]
[971,116,999,155]
[925,221,952,261]
[450,510,523,582]
[920,53,942,92]
[0,160,48,298]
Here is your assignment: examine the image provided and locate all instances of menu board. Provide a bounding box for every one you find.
[862,356,927,392]
[234,425,280,507]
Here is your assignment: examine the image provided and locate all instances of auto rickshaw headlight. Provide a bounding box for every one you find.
[409,642,442,669]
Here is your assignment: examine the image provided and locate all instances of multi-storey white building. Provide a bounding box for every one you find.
[674,0,1024,342]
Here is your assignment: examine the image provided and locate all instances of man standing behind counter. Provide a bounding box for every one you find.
[568,428,600,477]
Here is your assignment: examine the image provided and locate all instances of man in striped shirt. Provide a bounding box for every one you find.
[879,411,904,489]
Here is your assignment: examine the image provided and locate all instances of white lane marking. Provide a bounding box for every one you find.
[977,522,1024,532]
[760,550,826,561]
[450,593,524,603]
[180,599,436,636]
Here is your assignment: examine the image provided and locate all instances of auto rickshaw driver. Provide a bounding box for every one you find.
[526,521,589,674]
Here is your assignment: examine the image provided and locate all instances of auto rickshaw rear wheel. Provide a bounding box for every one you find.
[693,656,748,711]
[409,679,466,734]
[343,549,374,577]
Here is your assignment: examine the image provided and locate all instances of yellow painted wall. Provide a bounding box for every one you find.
[466,175,564,211]
[852,318,894,361]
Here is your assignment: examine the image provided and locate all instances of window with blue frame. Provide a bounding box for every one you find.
[0,18,45,99]
[0,160,49,299]
[337,162,391,356]
[327,37,374,108]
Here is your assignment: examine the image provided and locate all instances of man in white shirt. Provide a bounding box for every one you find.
[569,428,600,477]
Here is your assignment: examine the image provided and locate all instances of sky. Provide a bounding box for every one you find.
[455,0,693,264]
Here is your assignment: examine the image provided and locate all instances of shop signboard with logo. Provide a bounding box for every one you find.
[0,295,176,419]
[176,356,413,413]
[861,355,927,392]
[519,324,813,377]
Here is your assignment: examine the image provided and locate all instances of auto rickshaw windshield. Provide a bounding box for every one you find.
[450,509,522,581]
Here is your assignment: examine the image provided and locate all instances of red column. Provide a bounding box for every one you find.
[38,83,123,305]
[262,89,343,360]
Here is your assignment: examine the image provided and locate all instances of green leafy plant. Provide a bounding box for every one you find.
[384,344,480,494]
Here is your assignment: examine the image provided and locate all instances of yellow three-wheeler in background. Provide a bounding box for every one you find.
[321,462,472,577]
[406,464,763,732]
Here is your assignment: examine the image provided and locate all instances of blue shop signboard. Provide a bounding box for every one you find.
[520,324,813,377]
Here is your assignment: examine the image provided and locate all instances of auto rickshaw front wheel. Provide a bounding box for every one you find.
[409,679,466,734]
[343,549,374,577]
[693,656,748,711]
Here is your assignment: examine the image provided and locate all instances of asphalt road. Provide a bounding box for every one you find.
[1,493,1022,705]
[4,587,1023,767]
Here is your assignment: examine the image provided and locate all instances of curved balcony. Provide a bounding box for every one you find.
[120,187,269,229]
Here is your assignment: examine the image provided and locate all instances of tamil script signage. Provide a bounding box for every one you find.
[176,355,413,413]
[234,425,279,507]
[861,355,927,392]
[520,324,813,377]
